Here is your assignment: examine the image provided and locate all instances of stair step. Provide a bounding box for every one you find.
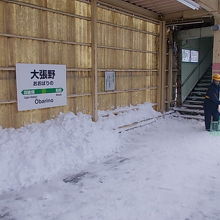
[182,104,203,109]
[173,107,204,114]
[200,80,211,83]
[191,91,206,95]
[194,87,208,91]
[187,96,205,100]
[197,83,210,87]
[184,100,204,104]
[173,114,204,120]
[182,73,211,108]
[203,76,212,79]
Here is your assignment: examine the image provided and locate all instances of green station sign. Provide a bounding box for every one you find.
[22,88,63,95]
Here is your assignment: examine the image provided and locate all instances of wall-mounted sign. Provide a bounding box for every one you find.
[16,63,67,111]
[182,49,190,62]
[105,71,115,91]
[190,50,199,63]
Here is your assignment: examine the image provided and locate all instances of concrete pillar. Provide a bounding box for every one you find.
[212,16,220,75]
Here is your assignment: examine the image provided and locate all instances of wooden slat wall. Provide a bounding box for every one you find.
[97,6,159,110]
[0,0,160,128]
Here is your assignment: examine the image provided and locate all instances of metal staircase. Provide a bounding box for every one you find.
[173,72,212,120]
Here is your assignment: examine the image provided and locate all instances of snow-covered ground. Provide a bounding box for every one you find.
[1,103,220,220]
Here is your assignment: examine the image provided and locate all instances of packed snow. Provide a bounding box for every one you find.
[0,103,220,220]
[0,103,159,194]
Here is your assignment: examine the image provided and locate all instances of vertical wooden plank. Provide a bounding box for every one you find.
[161,21,167,112]
[157,21,166,112]
[91,0,98,121]
[167,30,173,110]
[157,22,162,111]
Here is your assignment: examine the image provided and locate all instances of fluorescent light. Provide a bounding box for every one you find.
[177,0,200,10]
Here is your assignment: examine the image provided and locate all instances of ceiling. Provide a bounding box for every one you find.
[121,0,197,15]
[99,0,214,28]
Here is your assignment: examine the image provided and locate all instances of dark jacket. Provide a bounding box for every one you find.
[205,82,220,106]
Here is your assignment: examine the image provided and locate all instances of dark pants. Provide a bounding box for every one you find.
[204,99,219,130]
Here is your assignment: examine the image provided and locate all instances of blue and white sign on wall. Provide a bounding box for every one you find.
[182,49,199,63]
[182,49,190,62]
[190,50,199,63]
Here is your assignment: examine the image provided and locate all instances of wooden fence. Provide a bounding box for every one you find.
[0,0,161,128]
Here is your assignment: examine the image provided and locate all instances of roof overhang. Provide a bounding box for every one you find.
[98,0,216,27]
[98,0,160,21]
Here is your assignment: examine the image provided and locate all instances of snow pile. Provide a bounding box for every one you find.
[0,102,159,194]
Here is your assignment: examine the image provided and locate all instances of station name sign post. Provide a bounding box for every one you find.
[16,63,67,111]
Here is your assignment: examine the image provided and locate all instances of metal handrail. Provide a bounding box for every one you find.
[181,49,212,87]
